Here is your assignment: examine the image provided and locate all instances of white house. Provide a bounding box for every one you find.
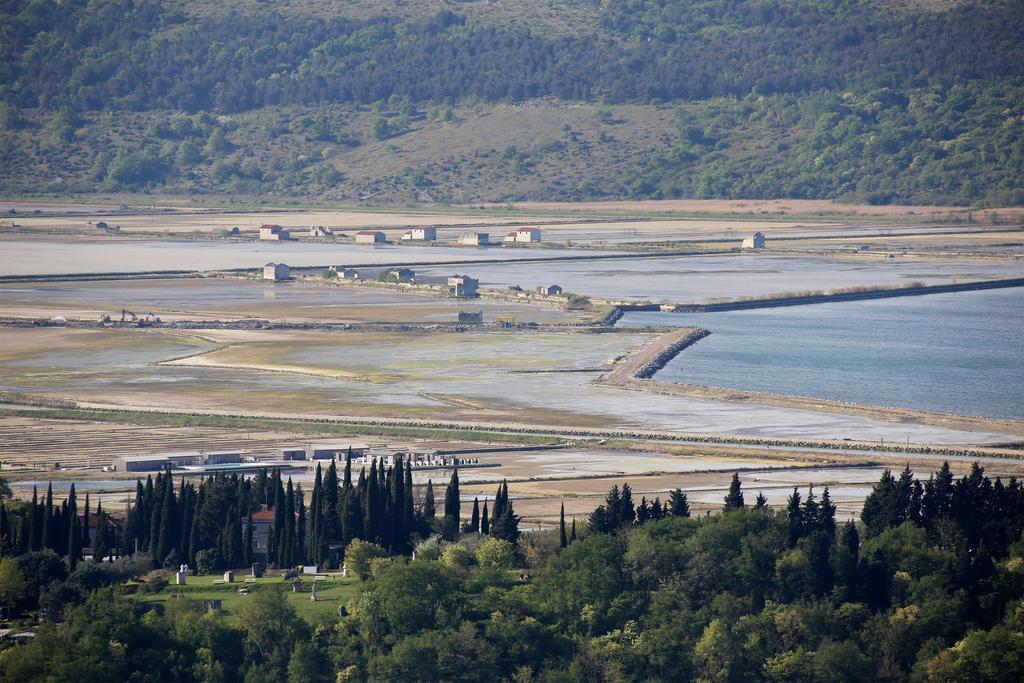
[401,226,437,241]
[355,230,386,244]
[458,232,490,246]
[387,268,415,283]
[259,225,290,241]
[448,275,479,298]
[741,232,766,249]
[263,262,290,281]
[504,227,541,243]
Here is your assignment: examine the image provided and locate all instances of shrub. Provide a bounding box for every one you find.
[344,539,387,580]
[475,538,515,569]
[440,544,473,569]
[195,548,222,575]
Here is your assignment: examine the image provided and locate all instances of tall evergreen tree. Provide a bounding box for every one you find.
[296,486,306,564]
[27,486,39,552]
[480,501,489,535]
[489,481,519,544]
[559,501,567,548]
[786,487,803,547]
[468,498,480,533]
[243,511,254,569]
[819,487,836,539]
[723,473,745,511]
[67,483,80,570]
[92,500,107,562]
[42,483,53,551]
[423,479,436,519]
[444,468,461,529]
[669,488,690,517]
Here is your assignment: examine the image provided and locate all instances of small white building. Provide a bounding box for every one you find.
[330,267,359,279]
[263,262,290,281]
[458,232,490,246]
[401,226,437,241]
[742,232,766,249]
[448,275,479,298]
[259,225,290,241]
[387,268,415,283]
[355,230,386,244]
[537,284,563,296]
[309,226,334,237]
[504,227,541,243]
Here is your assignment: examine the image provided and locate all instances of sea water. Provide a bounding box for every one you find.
[620,288,1024,419]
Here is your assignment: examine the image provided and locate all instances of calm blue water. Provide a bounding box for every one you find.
[619,289,1024,419]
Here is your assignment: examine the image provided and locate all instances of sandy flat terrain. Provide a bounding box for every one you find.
[0,277,582,324]
[496,198,1024,220]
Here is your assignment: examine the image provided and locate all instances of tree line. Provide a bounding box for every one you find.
[3,461,1024,680]
[0,453,521,577]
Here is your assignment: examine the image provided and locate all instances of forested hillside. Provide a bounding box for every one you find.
[1,0,1022,204]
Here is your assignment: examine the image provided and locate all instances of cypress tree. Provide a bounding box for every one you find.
[309,465,321,561]
[365,460,379,544]
[42,483,53,550]
[481,501,489,535]
[67,483,80,570]
[469,498,480,533]
[93,500,107,562]
[423,480,436,519]
[489,481,519,544]
[444,468,460,528]
[270,474,285,566]
[243,511,254,569]
[27,486,38,551]
[723,473,745,511]
[149,475,163,561]
[156,473,177,565]
[296,486,306,564]
[18,508,30,555]
[325,459,339,541]
[404,461,414,528]
[344,449,352,489]
[227,507,243,569]
[391,456,405,550]
[82,493,91,550]
[559,501,567,548]
[281,478,295,567]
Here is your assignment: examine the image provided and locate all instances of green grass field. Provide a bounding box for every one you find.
[133,574,363,623]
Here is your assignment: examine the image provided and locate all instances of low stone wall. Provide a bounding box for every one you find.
[671,277,1024,312]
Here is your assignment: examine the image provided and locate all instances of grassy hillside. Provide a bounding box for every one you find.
[0,0,1021,205]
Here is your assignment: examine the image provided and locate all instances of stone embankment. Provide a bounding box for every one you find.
[667,277,1024,312]
[600,326,711,385]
